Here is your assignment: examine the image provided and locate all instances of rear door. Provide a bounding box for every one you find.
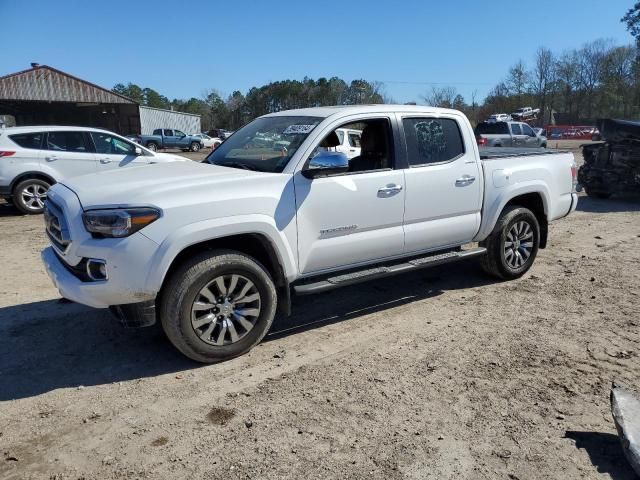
[90,131,151,170]
[43,131,96,179]
[163,129,176,148]
[399,115,482,253]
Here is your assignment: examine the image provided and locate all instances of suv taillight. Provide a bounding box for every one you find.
[0,151,15,157]
[476,136,487,146]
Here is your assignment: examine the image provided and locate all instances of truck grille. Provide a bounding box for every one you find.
[44,200,71,253]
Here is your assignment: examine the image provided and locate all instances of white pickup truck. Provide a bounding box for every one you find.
[41,105,578,363]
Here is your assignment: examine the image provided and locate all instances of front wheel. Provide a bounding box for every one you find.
[160,250,277,363]
[13,178,51,214]
[190,142,201,152]
[146,142,158,152]
[480,206,540,280]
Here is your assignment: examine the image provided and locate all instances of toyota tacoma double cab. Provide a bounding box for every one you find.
[41,105,578,363]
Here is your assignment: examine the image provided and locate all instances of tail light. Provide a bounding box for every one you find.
[570,162,578,192]
[0,151,16,157]
[476,136,487,146]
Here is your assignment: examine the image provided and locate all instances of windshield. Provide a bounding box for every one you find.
[205,116,322,172]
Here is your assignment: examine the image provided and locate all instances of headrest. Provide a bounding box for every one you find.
[320,131,341,148]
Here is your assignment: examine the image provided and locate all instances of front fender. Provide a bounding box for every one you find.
[144,214,297,293]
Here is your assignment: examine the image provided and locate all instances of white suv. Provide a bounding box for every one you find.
[0,126,187,214]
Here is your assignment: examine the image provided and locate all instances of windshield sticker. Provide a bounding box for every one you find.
[283,124,315,135]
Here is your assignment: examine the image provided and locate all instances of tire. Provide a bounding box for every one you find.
[146,142,158,152]
[541,143,547,148]
[585,188,611,199]
[13,178,51,214]
[190,142,201,152]
[159,250,277,363]
[480,206,540,280]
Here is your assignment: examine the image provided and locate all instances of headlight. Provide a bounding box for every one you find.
[82,207,160,238]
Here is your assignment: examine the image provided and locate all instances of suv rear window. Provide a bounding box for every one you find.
[475,122,509,135]
[9,132,43,149]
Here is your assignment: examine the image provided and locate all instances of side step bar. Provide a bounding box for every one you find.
[293,247,486,295]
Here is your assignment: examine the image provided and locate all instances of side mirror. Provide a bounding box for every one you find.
[302,151,349,179]
[135,147,142,156]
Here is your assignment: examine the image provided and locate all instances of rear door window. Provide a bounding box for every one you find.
[153,129,162,135]
[403,117,465,166]
[9,132,43,149]
[510,124,522,135]
[348,133,361,147]
[45,131,89,152]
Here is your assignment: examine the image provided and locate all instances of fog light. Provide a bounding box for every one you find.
[86,259,108,281]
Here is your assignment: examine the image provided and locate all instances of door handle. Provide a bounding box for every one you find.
[455,175,475,186]
[99,158,112,164]
[378,184,403,195]
[45,156,57,162]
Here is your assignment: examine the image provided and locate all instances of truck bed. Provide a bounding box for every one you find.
[479,147,568,160]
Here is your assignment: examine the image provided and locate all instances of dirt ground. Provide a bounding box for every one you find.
[1,143,639,479]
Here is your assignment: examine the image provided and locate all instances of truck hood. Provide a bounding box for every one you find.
[61,161,259,209]
[152,152,190,162]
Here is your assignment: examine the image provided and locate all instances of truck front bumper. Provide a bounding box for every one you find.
[41,247,156,309]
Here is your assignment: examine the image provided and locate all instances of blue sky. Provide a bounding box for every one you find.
[0,0,634,104]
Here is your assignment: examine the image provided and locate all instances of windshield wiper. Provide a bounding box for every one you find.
[217,161,260,172]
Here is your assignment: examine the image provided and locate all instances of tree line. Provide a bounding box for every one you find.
[112,78,385,132]
[114,4,640,130]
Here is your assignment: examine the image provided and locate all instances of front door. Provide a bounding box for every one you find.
[43,131,96,179]
[399,115,482,253]
[90,132,151,170]
[294,117,405,275]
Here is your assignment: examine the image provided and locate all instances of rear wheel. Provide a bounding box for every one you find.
[190,142,201,152]
[146,142,158,152]
[480,206,540,280]
[13,178,51,214]
[160,250,277,363]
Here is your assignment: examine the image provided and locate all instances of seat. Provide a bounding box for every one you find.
[349,123,388,172]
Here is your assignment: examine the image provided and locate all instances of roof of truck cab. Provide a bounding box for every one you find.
[263,104,462,119]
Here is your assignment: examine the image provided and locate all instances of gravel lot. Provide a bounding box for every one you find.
[1,143,639,479]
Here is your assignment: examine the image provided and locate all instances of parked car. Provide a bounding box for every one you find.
[137,129,204,152]
[192,133,222,149]
[41,105,578,363]
[0,126,187,214]
[475,121,547,148]
[207,128,233,140]
[487,113,512,123]
[511,107,540,120]
[332,128,362,158]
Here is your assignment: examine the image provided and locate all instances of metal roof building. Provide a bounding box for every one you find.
[0,64,200,135]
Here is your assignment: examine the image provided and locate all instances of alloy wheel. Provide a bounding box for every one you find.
[190,274,261,346]
[503,220,534,269]
[21,183,48,211]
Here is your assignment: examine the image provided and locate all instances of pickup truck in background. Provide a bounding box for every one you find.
[511,107,540,120]
[41,105,577,363]
[475,121,547,148]
[133,129,204,152]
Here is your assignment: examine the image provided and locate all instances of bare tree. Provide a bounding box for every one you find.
[576,39,610,119]
[422,86,458,108]
[530,47,556,125]
[506,60,530,102]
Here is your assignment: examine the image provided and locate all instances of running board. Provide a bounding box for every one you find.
[293,247,487,295]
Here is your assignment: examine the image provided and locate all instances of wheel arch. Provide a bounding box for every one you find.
[10,171,57,195]
[476,187,550,248]
[156,232,291,316]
